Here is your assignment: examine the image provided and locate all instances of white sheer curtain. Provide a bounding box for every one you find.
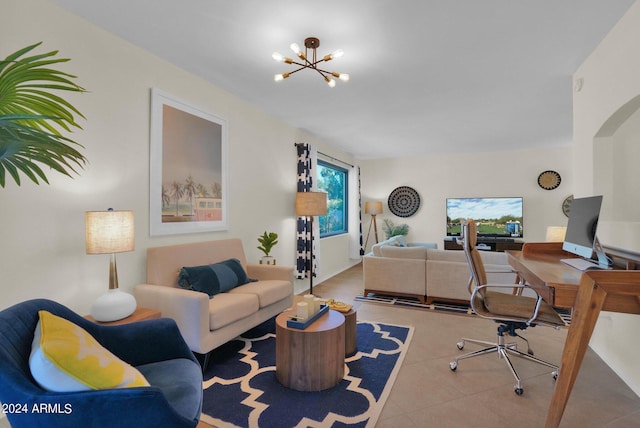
[348,165,363,258]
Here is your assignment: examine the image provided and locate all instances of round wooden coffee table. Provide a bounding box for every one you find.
[275,309,345,391]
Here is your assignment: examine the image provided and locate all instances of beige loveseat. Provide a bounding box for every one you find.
[363,237,516,304]
[134,239,293,365]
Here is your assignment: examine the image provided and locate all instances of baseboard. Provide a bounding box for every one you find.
[294,259,361,295]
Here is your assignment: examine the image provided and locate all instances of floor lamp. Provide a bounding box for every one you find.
[85,209,137,322]
[364,201,383,250]
[296,191,327,295]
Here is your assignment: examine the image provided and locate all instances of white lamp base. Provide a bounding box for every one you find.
[90,289,137,322]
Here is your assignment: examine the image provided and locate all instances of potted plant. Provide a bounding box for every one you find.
[0,42,87,187]
[257,231,278,265]
[382,218,409,240]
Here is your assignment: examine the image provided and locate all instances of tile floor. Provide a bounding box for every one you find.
[202,263,640,427]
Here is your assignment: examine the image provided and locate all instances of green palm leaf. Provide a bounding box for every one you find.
[0,42,87,187]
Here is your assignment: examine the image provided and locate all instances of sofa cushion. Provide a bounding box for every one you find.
[208,293,260,331]
[408,242,438,249]
[29,310,149,392]
[425,248,507,264]
[137,358,202,422]
[230,280,292,308]
[371,235,407,256]
[378,246,429,259]
[425,249,467,262]
[178,258,254,297]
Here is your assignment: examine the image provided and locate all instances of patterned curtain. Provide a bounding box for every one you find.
[295,143,318,280]
[350,165,364,257]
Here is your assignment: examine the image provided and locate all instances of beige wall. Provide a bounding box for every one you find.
[359,146,573,254]
[572,1,640,396]
[0,0,356,314]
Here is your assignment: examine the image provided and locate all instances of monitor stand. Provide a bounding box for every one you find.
[593,236,612,268]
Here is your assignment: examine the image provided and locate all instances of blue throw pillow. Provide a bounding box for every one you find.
[220,258,251,285]
[178,258,253,298]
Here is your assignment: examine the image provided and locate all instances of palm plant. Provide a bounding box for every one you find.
[382,218,409,239]
[0,42,87,187]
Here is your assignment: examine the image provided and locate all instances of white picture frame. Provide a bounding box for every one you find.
[149,88,228,236]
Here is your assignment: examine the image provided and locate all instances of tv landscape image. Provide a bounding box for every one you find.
[446,197,524,237]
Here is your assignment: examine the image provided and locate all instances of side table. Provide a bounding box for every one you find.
[343,308,357,356]
[85,307,161,325]
[275,309,345,391]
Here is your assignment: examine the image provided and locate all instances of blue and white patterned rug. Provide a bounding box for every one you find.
[199,317,413,428]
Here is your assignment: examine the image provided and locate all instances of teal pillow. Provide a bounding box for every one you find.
[220,258,250,285]
[178,258,253,298]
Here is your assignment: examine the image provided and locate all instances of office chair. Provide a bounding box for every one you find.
[449,220,566,395]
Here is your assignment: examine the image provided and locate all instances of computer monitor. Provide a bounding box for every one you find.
[562,195,609,267]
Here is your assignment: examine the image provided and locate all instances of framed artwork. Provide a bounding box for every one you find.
[149,88,228,236]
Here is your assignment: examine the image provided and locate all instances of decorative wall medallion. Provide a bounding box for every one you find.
[387,186,421,217]
[562,195,573,217]
[537,170,561,190]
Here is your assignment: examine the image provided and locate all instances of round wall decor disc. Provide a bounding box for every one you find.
[388,186,421,217]
[562,195,573,217]
[538,170,561,190]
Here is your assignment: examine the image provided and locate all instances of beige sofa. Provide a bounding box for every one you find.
[363,237,516,304]
[134,239,293,364]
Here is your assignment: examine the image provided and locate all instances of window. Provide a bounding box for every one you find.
[317,160,348,237]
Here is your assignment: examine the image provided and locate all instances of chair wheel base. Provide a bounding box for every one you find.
[515,387,524,395]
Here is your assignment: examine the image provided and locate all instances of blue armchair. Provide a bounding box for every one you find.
[0,299,202,428]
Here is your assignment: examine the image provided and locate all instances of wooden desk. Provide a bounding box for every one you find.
[506,242,640,428]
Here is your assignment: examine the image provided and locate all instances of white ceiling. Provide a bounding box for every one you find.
[52,0,634,160]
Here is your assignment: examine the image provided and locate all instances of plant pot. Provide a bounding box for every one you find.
[260,256,276,265]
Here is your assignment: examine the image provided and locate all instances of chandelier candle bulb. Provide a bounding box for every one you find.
[331,49,344,59]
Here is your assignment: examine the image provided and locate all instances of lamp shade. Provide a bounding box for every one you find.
[545,226,567,242]
[296,192,327,216]
[85,210,135,254]
[365,201,383,215]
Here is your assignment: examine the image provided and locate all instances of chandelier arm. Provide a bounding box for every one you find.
[286,67,308,76]
[309,67,329,79]
[314,66,338,75]
[297,51,320,69]
[288,60,308,68]
[308,58,329,68]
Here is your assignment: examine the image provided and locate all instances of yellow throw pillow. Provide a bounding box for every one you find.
[29,310,149,392]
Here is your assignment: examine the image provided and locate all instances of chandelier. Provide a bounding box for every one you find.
[272,37,349,88]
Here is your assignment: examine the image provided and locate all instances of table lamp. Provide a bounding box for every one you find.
[364,201,383,249]
[295,192,327,295]
[85,209,137,322]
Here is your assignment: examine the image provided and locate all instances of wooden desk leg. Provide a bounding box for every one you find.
[545,275,607,428]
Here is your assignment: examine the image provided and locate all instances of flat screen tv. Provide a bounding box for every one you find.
[562,195,607,262]
[446,197,523,238]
